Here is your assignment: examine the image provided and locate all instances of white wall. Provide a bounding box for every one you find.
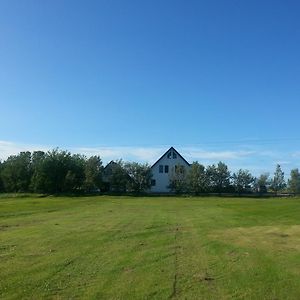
[150,149,190,193]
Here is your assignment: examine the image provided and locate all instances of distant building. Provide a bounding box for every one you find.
[150,147,190,193]
[102,160,118,192]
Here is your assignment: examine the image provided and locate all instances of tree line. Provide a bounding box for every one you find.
[0,149,300,195]
[0,149,152,194]
[170,161,294,195]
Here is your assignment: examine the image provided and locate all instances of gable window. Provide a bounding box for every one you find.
[165,165,169,173]
[151,179,156,186]
[159,165,163,173]
[167,152,172,159]
[173,152,177,159]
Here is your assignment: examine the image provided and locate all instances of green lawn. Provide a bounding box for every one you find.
[1,195,300,299]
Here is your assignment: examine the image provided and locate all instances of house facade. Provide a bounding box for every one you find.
[150,147,190,193]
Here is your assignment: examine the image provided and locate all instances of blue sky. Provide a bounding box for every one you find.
[1,0,300,176]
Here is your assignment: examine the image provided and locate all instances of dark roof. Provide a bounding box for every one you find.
[104,160,117,170]
[151,147,191,168]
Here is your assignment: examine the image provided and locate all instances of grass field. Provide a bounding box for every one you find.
[1,195,300,299]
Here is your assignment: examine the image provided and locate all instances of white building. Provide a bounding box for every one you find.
[150,147,191,193]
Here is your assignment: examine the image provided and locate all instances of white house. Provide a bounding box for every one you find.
[150,147,191,193]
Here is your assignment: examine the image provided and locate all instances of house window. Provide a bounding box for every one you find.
[167,152,172,159]
[159,165,163,173]
[151,179,156,186]
[165,165,169,173]
[173,152,177,159]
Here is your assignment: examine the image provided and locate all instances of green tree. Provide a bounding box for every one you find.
[32,149,79,194]
[1,151,32,192]
[30,151,46,192]
[109,160,129,192]
[206,164,218,192]
[215,162,231,192]
[254,173,270,194]
[187,162,207,194]
[63,154,86,192]
[288,168,300,194]
[84,156,103,192]
[206,162,231,193]
[232,169,254,195]
[271,164,286,195]
[169,164,188,194]
[0,160,3,192]
[124,162,152,193]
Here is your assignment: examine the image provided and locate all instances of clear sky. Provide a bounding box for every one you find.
[1,0,300,176]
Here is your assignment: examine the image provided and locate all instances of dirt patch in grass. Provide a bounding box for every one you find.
[210,225,300,252]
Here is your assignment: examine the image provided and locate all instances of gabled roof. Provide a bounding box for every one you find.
[103,161,118,178]
[151,147,191,168]
[104,160,117,170]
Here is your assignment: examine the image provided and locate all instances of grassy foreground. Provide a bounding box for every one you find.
[1,195,300,299]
